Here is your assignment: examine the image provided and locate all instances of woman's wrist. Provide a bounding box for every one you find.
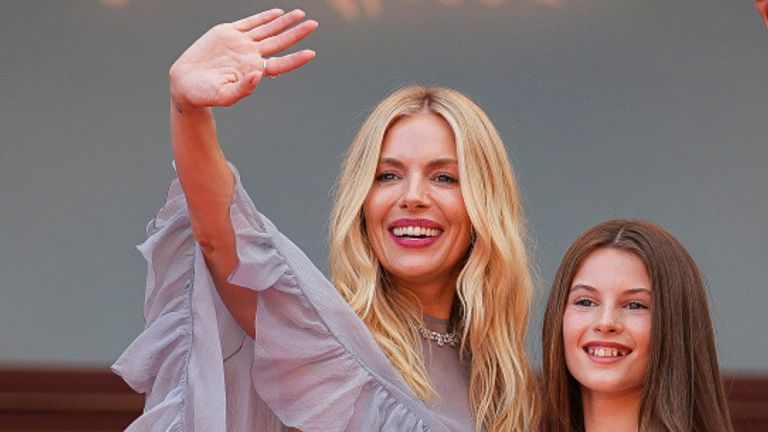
[169,95,211,118]
[168,63,211,117]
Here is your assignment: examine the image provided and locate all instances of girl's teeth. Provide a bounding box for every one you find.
[587,347,627,357]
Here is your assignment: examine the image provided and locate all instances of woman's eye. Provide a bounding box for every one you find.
[434,173,458,184]
[375,172,397,182]
[625,301,648,310]
[574,298,596,307]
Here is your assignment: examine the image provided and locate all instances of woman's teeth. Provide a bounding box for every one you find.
[392,226,440,237]
[586,346,629,357]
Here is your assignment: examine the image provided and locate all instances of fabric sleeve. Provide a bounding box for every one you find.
[112,164,452,432]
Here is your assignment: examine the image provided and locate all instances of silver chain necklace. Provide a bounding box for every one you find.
[415,324,459,348]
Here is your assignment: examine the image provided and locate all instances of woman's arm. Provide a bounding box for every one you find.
[168,9,317,337]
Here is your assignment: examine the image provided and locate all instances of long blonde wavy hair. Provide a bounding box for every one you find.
[329,86,538,431]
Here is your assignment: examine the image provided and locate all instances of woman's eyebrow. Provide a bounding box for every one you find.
[377,157,403,167]
[427,158,459,167]
[377,157,458,166]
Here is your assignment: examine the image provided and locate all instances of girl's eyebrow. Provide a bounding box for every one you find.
[568,284,652,294]
[624,288,652,295]
[569,284,595,293]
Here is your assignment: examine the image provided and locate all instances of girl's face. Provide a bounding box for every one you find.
[562,247,652,399]
[363,111,472,295]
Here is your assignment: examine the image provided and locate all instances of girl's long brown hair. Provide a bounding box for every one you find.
[541,220,733,432]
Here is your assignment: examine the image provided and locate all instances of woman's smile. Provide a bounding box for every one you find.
[388,218,443,246]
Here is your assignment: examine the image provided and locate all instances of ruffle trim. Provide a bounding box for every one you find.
[112,178,198,431]
[113,164,451,432]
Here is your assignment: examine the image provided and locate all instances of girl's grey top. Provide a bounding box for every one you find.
[112,165,474,432]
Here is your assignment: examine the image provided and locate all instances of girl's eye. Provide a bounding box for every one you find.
[574,298,596,307]
[375,172,398,182]
[434,173,458,184]
[626,301,648,310]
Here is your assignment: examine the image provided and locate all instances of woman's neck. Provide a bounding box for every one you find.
[391,274,458,320]
[581,387,642,432]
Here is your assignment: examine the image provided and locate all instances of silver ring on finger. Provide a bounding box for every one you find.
[262,58,269,76]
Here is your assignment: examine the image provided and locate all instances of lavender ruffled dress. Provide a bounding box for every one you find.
[112,166,472,432]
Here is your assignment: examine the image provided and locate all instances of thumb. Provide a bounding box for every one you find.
[241,69,264,94]
[218,70,264,106]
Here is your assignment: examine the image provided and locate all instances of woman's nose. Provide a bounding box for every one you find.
[399,177,430,210]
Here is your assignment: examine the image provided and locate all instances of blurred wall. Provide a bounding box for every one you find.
[1,0,766,372]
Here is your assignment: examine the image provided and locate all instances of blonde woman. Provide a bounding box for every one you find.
[114,8,538,431]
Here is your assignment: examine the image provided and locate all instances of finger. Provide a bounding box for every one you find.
[258,20,318,57]
[264,50,316,77]
[232,9,285,32]
[246,9,305,41]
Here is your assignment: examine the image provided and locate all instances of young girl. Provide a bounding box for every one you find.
[541,220,733,432]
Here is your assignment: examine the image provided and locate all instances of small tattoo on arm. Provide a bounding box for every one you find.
[174,102,184,115]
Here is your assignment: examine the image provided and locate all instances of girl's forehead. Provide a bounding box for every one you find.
[571,248,651,293]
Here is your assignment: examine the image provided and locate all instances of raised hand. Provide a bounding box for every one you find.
[169,9,317,110]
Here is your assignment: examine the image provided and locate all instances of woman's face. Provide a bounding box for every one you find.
[363,111,472,295]
[562,247,652,399]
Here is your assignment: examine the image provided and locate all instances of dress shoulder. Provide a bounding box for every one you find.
[112,164,451,432]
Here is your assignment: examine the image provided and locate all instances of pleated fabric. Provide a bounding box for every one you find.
[112,166,452,432]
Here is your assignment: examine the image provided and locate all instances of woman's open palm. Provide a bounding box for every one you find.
[170,9,317,108]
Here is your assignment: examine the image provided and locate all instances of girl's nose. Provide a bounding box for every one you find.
[593,306,624,334]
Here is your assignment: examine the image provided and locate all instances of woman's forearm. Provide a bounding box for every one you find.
[169,94,256,337]
[169,96,235,252]
[162,9,317,338]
